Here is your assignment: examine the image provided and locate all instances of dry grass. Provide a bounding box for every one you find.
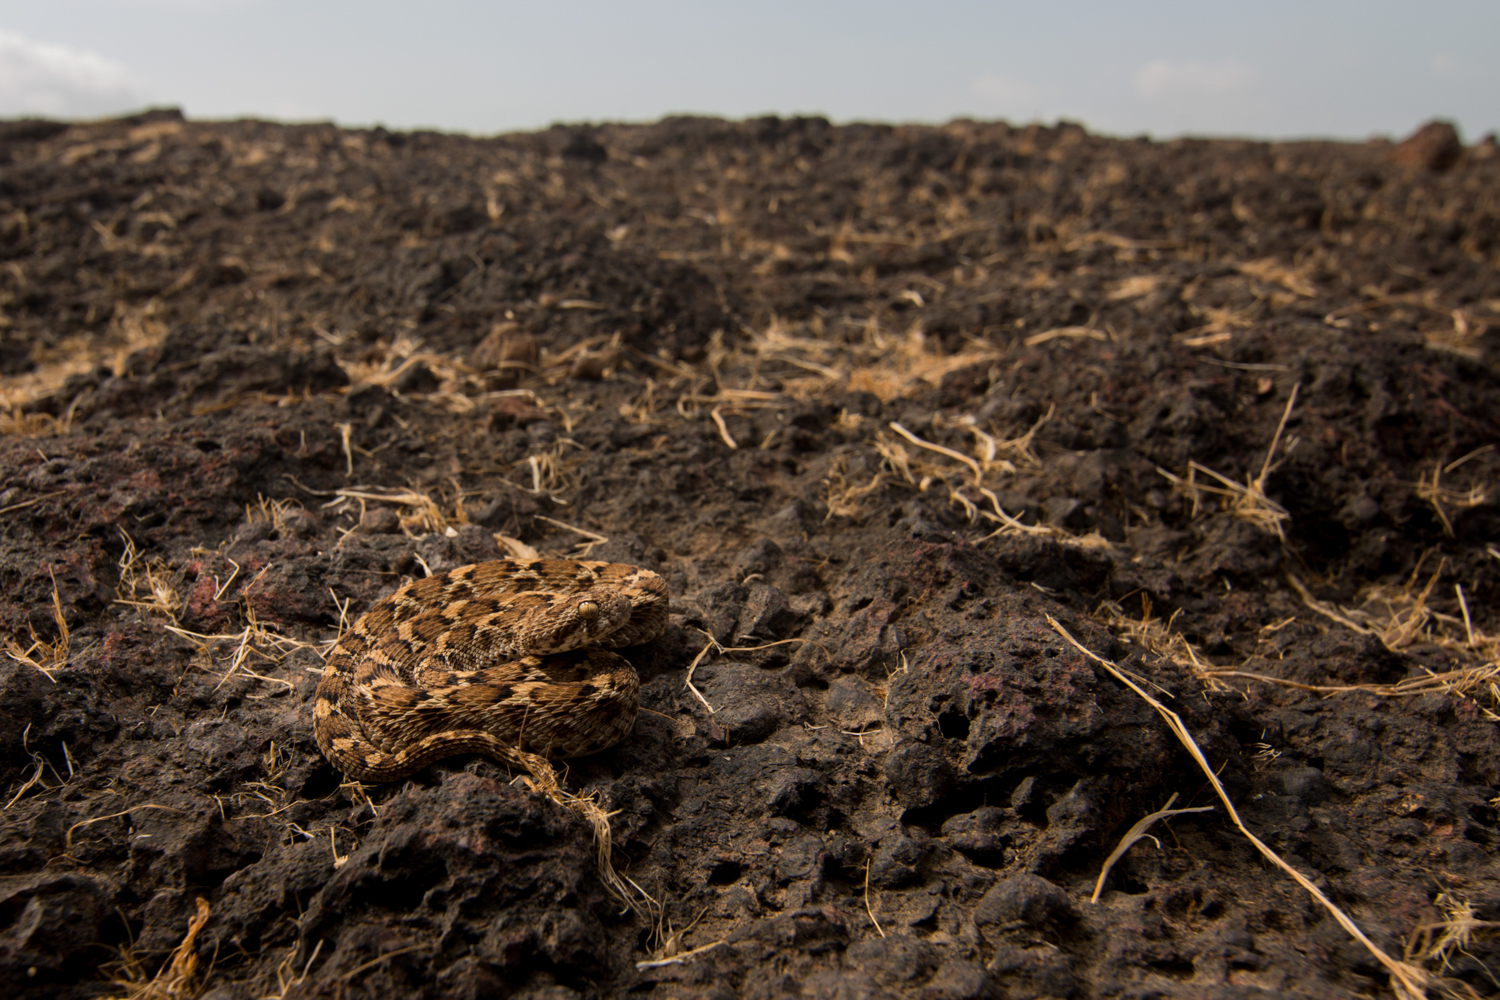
[1415,446,1493,537]
[628,885,724,971]
[496,534,541,560]
[1107,275,1167,301]
[0,299,167,422]
[334,488,450,535]
[1176,300,1256,346]
[115,530,183,624]
[1094,550,1500,992]
[680,632,825,718]
[1091,793,1215,903]
[739,315,998,403]
[0,409,70,435]
[1156,385,1299,541]
[1289,556,1499,664]
[822,457,886,522]
[675,388,780,451]
[1156,460,1292,539]
[479,437,586,504]
[1423,308,1490,362]
[1107,574,1500,718]
[232,742,295,818]
[864,409,1107,549]
[64,803,187,857]
[336,324,576,402]
[244,495,305,535]
[101,896,213,1000]
[331,942,431,984]
[633,921,728,971]
[682,631,724,715]
[955,405,1049,469]
[337,332,459,393]
[888,421,983,483]
[1049,617,1430,1000]
[973,490,1111,550]
[658,315,1002,445]
[3,723,71,809]
[163,612,306,697]
[1212,660,1500,710]
[1099,595,1225,693]
[542,331,623,382]
[118,513,319,700]
[265,940,324,1000]
[1405,892,1500,997]
[1237,257,1317,298]
[1254,565,1500,719]
[618,378,664,425]
[845,324,998,402]
[483,311,1046,539]
[533,515,609,557]
[492,745,648,916]
[1022,325,1107,347]
[1286,562,1450,653]
[864,857,886,938]
[5,569,70,681]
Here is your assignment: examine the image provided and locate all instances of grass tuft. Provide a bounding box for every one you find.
[101,896,213,1000]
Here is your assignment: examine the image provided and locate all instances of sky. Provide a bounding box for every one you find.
[0,1,1494,142]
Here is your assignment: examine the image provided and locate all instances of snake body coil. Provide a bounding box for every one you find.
[314,559,669,782]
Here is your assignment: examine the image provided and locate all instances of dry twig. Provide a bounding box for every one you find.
[1415,449,1492,537]
[1090,793,1214,903]
[1047,616,1429,1000]
[864,857,886,938]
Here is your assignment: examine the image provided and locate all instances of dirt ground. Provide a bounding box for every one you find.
[1,108,1498,999]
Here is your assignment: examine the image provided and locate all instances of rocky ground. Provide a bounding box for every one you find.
[0,109,1498,999]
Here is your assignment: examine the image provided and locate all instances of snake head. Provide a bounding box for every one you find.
[518,589,634,653]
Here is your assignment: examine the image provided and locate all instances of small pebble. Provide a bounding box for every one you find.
[360,508,401,534]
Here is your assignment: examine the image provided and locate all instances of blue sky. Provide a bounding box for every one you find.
[0,1,1494,141]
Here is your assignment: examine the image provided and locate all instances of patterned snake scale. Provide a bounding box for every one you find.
[314,559,669,782]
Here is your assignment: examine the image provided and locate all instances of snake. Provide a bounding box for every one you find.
[313,559,669,782]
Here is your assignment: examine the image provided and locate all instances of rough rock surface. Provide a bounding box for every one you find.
[0,111,1497,998]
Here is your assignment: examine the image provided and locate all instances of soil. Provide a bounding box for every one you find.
[1,108,1499,1000]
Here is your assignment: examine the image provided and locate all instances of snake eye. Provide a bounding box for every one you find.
[578,601,600,621]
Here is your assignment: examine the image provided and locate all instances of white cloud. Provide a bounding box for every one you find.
[1133,58,1255,99]
[0,28,147,118]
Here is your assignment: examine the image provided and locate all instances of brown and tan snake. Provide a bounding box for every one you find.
[313,559,668,782]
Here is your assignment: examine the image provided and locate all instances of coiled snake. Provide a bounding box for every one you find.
[314,559,669,782]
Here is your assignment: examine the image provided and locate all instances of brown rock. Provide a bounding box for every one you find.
[359,507,401,534]
[569,355,606,380]
[567,343,622,381]
[487,395,549,429]
[470,323,539,372]
[212,256,248,285]
[1387,119,1463,171]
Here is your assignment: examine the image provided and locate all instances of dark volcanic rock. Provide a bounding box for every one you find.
[1387,119,1464,171]
[0,112,1496,1000]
